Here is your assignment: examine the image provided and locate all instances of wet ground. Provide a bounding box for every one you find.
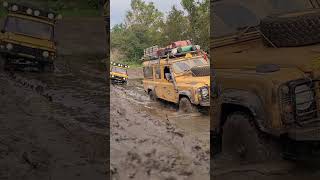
[0,17,108,179]
[212,139,320,180]
[110,73,210,180]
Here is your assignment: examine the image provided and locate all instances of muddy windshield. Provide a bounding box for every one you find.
[172,58,208,74]
[213,0,313,37]
[111,66,127,74]
[4,16,53,40]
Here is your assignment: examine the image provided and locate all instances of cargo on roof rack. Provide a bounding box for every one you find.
[2,1,62,21]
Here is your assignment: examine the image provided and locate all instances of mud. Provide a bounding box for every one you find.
[213,148,320,180]
[110,72,210,180]
[0,17,108,179]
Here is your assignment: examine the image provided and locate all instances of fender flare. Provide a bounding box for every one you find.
[217,89,268,133]
[178,90,194,103]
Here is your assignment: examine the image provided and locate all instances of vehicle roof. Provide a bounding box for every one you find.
[8,13,54,25]
[142,55,204,67]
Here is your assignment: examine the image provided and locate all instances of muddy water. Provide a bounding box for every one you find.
[111,76,210,180]
[117,78,209,142]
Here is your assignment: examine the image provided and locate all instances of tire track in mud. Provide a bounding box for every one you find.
[110,81,210,180]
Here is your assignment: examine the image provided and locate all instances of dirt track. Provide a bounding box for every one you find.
[213,147,320,180]
[0,17,108,179]
[110,73,210,180]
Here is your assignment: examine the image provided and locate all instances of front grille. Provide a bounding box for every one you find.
[12,44,43,57]
[280,79,320,124]
[294,82,318,122]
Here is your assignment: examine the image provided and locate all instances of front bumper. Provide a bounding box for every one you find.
[0,45,55,63]
[199,100,210,106]
[287,126,320,141]
[111,76,127,84]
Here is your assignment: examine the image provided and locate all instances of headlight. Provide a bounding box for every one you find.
[26,8,33,15]
[201,88,209,97]
[11,5,18,11]
[6,43,13,50]
[42,51,49,58]
[34,10,40,16]
[48,13,54,19]
[295,84,314,111]
[3,1,8,7]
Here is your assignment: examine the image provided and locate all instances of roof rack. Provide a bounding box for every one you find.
[3,1,62,21]
[111,62,130,68]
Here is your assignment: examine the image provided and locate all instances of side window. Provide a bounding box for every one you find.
[155,66,161,79]
[143,67,153,79]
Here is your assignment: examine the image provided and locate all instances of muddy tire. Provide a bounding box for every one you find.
[148,90,157,101]
[42,63,55,73]
[222,112,280,163]
[179,97,197,113]
[260,9,320,47]
[3,59,13,71]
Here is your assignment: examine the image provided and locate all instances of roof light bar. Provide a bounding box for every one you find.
[2,1,62,21]
[110,62,129,68]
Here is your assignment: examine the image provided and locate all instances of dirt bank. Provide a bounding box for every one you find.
[110,75,210,180]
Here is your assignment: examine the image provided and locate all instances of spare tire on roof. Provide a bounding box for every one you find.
[260,9,320,47]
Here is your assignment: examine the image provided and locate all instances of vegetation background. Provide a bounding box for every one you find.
[110,0,209,66]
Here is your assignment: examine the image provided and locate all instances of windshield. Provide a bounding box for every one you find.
[4,16,53,40]
[111,66,127,74]
[172,58,209,74]
[213,0,313,37]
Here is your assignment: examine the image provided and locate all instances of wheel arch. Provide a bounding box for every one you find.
[217,89,268,133]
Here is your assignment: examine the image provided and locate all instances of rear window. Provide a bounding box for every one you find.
[4,16,53,40]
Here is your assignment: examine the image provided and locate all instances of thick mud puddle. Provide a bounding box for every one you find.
[111,77,210,180]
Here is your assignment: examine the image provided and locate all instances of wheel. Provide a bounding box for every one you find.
[179,97,197,113]
[3,58,14,71]
[222,112,280,163]
[42,63,55,73]
[148,90,157,101]
[260,9,320,47]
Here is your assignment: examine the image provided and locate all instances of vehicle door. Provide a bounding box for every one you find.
[160,65,178,103]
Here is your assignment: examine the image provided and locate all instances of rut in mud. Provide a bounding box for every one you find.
[0,17,108,179]
[110,77,210,180]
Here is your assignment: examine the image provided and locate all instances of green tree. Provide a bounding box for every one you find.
[162,6,190,45]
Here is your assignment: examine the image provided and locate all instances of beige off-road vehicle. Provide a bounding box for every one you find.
[211,0,320,161]
[143,52,210,113]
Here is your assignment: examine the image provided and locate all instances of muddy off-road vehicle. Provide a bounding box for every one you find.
[0,1,61,72]
[211,0,320,161]
[143,50,210,113]
[110,62,129,84]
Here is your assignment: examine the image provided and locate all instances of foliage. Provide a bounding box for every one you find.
[111,0,209,63]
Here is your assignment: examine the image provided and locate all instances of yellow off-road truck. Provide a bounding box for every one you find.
[0,1,61,72]
[143,52,210,113]
[110,62,129,84]
[211,0,320,161]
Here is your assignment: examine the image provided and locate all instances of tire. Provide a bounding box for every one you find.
[260,9,320,47]
[42,62,55,73]
[148,90,157,101]
[222,112,280,163]
[179,97,197,113]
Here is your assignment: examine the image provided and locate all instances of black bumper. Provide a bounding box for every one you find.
[0,46,54,63]
[111,77,127,84]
